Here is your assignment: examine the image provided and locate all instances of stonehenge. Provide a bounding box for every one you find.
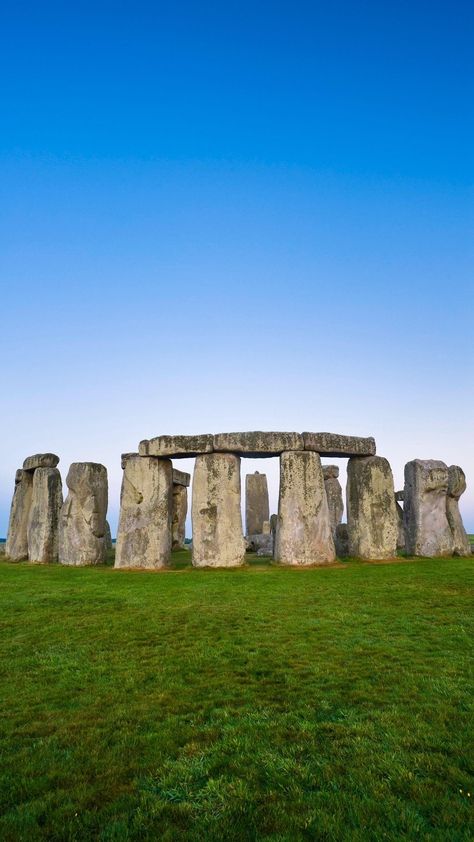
[3,433,471,570]
[347,456,398,559]
[59,463,108,566]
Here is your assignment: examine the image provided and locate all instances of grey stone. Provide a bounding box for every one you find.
[192,453,245,568]
[323,466,344,534]
[303,432,376,457]
[275,451,335,566]
[347,456,397,559]
[262,520,271,535]
[270,514,278,536]
[139,434,213,459]
[59,463,108,566]
[27,468,63,563]
[172,484,188,550]
[395,500,405,550]
[404,460,453,557]
[121,452,138,468]
[23,453,60,471]
[115,455,172,569]
[213,431,303,457]
[257,546,273,557]
[105,520,113,550]
[446,465,471,557]
[322,465,339,479]
[5,469,33,561]
[335,523,350,557]
[245,471,270,535]
[172,468,191,487]
[395,490,404,502]
[246,533,273,553]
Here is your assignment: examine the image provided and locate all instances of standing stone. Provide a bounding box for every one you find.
[404,460,453,557]
[347,456,397,560]
[395,499,405,550]
[172,484,188,550]
[322,465,344,535]
[275,451,335,566]
[446,465,471,557]
[5,469,33,561]
[105,520,113,550]
[335,523,350,557]
[115,455,173,569]
[245,471,270,536]
[192,453,245,568]
[27,468,63,563]
[59,463,108,566]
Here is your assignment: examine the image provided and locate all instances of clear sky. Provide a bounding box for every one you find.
[1,1,473,535]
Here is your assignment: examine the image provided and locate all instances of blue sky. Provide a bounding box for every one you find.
[1,1,473,534]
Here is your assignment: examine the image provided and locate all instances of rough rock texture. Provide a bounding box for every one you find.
[5,469,33,560]
[403,460,453,557]
[115,455,172,569]
[335,523,350,557]
[192,453,245,568]
[27,467,63,563]
[246,533,273,554]
[446,465,471,557]
[23,453,60,471]
[245,471,270,535]
[275,451,335,566]
[270,514,278,536]
[139,434,213,458]
[59,463,108,566]
[347,456,397,559]
[214,431,303,457]
[262,520,270,535]
[322,465,344,534]
[395,490,405,502]
[395,500,405,550]
[105,520,113,550]
[172,484,188,549]
[172,468,191,487]
[121,452,138,468]
[303,432,376,457]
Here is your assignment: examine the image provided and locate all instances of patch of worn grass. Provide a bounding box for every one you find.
[0,554,472,841]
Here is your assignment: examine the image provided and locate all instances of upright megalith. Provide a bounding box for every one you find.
[446,465,471,557]
[115,455,173,569]
[172,486,188,549]
[59,463,108,566]
[403,460,452,557]
[27,467,62,563]
[105,520,113,550]
[347,456,397,559]
[192,453,245,567]
[245,471,270,536]
[275,451,335,566]
[5,469,33,561]
[322,465,344,535]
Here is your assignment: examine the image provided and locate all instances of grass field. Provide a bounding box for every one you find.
[0,552,473,841]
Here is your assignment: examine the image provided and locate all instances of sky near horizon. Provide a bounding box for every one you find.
[1,1,473,535]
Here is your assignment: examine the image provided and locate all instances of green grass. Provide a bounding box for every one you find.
[0,553,473,841]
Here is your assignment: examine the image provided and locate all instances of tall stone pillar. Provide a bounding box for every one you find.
[446,465,471,557]
[27,467,63,563]
[192,453,245,567]
[347,456,397,559]
[322,465,344,535]
[171,468,190,550]
[245,471,269,535]
[275,450,335,565]
[5,469,33,561]
[59,463,108,566]
[403,460,452,557]
[115,454,173,569]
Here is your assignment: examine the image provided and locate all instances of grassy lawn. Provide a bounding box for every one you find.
[0,553,472,841]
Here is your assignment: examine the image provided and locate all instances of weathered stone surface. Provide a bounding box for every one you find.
[115,455,172,569]
[275,451,335,566]
[395,500,405,550]
[262,520,270,535]
[139,434,213,459]
[172,468,191,487]
[172,484,188,549]
[105,520,113,550]
[303,433,376,458]
[192,453,245,568]
[246,533,273,553]
[23,453,60,471]
[347,456,397,559]
[395,490,404,502]
[245,471,270,535]
[403,460,453,557]
[213,431,303,457]
[446,465,471,557]
[335,523,349,557]
[323,466,344,534]
[5,469,33,560]
[121,452,138,468]
[59,463,108,566]
[270,514,278,536]
[27,468,63,563]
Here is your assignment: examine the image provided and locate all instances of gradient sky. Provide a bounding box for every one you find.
[1,1,473,535]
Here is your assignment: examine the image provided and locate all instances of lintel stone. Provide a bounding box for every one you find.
[23,453,60,471]
[303,432,376,457]
[213,431,303,457]
[172,468,191,487]
[139,434,213,458]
